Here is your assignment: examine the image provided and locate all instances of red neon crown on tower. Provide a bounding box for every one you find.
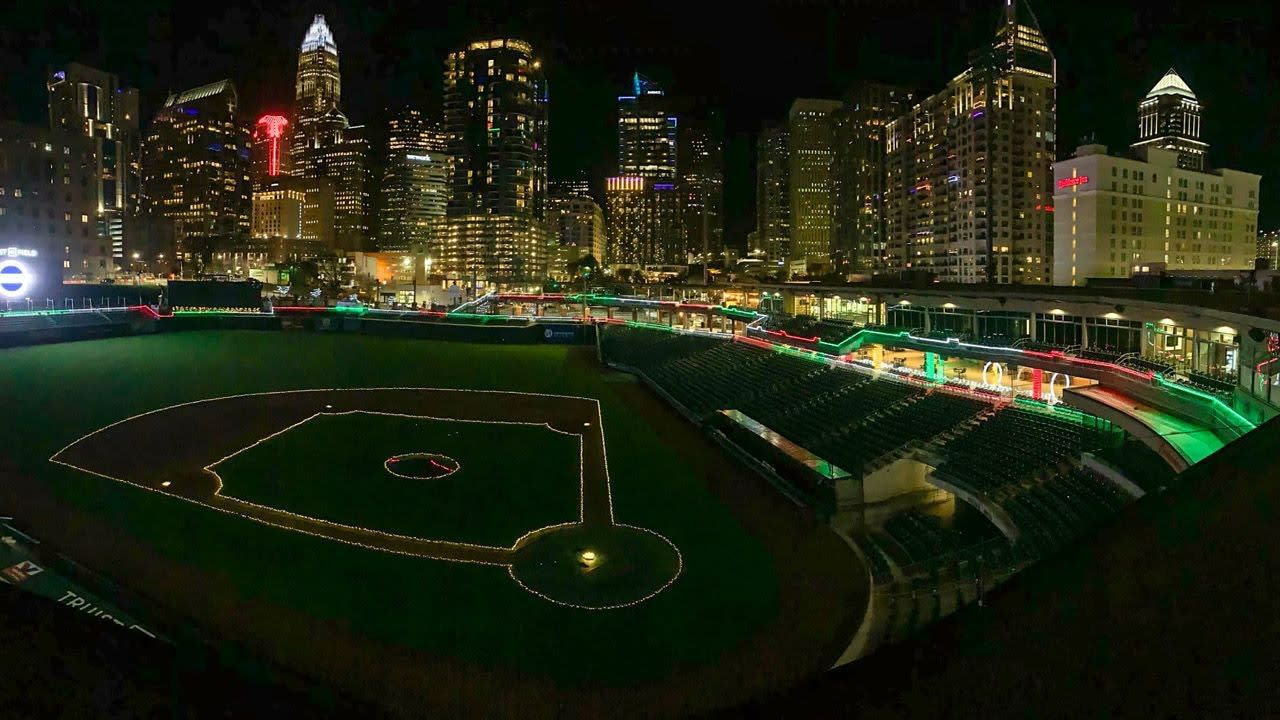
[255,115,289,176]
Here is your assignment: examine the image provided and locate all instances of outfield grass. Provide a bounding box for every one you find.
[215,412,581,547]
[1,331,785,687]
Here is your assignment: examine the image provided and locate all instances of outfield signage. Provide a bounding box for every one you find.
[0,259,34,298]
[543,326,579,344]
[0,538,161,641]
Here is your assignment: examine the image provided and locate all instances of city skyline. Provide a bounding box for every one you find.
[1,0,1275,251]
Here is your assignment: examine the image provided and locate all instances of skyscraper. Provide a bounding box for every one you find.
[884,0,1056,284]
[756,124,790,263]
[442,38,550,285]
[613,73,681,264]
[679,113,724,262]
[291,15,345,163]
[830,82,912,275]
[380,109,449,252]
[618,73,677,180]
[290,15,368,252]
[1131,68,1207,172]
[252,114,291,185]
[47,63,140,270]
[139,80,251,272]
[787,98,842,271]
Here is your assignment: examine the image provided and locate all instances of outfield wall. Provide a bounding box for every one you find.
[0,309,595,347]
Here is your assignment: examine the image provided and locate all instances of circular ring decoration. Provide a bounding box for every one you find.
[0,259,32,298]
[384,452,461,480]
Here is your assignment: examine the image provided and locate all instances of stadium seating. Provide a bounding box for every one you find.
[1178,371,1235,396]
[602,324,1150,562]
[761,314,861,344]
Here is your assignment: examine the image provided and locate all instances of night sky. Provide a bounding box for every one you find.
[1,0,1277,249]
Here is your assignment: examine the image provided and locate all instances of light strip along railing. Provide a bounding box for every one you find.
[0,306,138,318]
[747,323,1160,384]
[490,292,764,323]
[1153,373,1256,432]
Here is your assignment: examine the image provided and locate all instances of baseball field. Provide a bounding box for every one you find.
[0,329,866,717]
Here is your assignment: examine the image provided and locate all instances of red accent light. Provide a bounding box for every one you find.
[762,328,820,344]
[733,335,775,351]
[256,115,289,177]
[1056,176,1089,190]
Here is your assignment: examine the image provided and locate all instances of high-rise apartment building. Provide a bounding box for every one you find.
[830,83,912,275]
[47,63,140,270]
[251,114,291,185]
[787,98,842,270]
[605,176,650,266]
[756,124,790,263]
[1131,68,1207,172]
[139,79,251,270]
[379,109,449,252]
[290,15,367,252]
[885,1,1056,284]
[442,38,550,284]
[1258,229,1279,269]
[679,113,724,261]
[547,193,605,276]
[0,121,105,289]
[1053,144,1259,283]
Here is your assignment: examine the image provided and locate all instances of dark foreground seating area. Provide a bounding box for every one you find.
[602,324,1161,635]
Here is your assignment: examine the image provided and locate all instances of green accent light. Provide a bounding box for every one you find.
[1154,373,1255,433]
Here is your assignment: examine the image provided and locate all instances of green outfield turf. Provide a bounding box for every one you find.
[0,330,796,691]
[214,412,581,547]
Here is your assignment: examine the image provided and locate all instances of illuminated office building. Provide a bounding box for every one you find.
[290,14,368,251]
[139,79,251,269]
[251,180,304,240]
[830,83,912,274]
[291,14,345,162]
[618,73,677,181]
[679,113,723,261]
[380,109,449,252]
[885,0,1056,284]
[0,120,104,287]
[251,114,291,185]
[299,177,335,250]
[47,63,140,269]
[755,124,790,262]
[787,98,842,271]
[1131,68,1207,172]
[614,73,681,263]
[1053,144,1259,284]
[442,38,549,283]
